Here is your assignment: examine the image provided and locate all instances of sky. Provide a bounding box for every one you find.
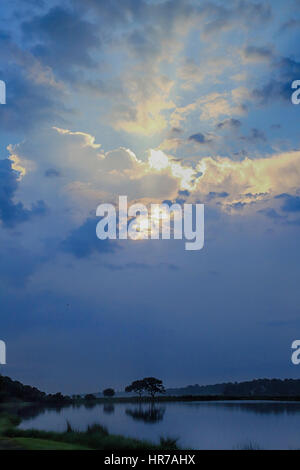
[0,0,300,394]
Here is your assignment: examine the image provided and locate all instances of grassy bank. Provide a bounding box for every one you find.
[0,411,178,450]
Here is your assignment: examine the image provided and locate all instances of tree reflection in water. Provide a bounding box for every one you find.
[125,403,165,423]
[103,403,115,414]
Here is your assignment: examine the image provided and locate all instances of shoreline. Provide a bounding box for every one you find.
[71,394,300,404]
[3,394,300,408]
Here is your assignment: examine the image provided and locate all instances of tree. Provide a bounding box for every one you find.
[125,380,145,398]
[143,377,165,398]
[125,378,165,399]
[84,393,96,401]
[103,388,115,397]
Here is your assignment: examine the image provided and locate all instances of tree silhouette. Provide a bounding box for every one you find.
[103,403,115,414]
[126,404,165,423]
[125,377,165,399]
[143,377,165,398]
[125,380,145,398]
[103,388,115,397]
[84,393,96,401]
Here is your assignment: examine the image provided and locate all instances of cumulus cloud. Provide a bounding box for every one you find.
[7,128,185,212]
[8,125,300,224]
[192,150,300,211]
[0,158,48,228]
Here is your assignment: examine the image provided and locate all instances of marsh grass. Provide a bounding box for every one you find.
[5,423,178,450]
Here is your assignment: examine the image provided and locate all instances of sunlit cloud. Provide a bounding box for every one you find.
[112,73,175,136]
[148,149,169,171]
[193,150,300,211]
[10,127,300,219]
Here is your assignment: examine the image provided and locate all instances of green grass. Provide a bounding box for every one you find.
[5,427,176,450]
[13,437,91,450]
[0,412,178,450]
[0,437,24,450]
[0,412,21,433]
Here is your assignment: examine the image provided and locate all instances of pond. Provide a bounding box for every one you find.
[18,400,300,450]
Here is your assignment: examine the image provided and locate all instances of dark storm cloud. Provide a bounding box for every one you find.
[0,159,48,228]
[61,217,119,258]
[21,6,100,81]
[0,32,67,132]
[251,56,300,104]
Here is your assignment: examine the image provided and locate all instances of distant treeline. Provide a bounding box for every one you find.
[3,375,300,404]
[0,375,70,404]
[167,379,300,397]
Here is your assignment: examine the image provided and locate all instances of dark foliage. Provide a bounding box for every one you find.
[0,374,71,404]
[125,380,145,397]
[103,388,115,397]
[125,377,165,398]
[84,394,96,401]
[167,378,300,397]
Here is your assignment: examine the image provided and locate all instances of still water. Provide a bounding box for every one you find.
[19,400,300,449]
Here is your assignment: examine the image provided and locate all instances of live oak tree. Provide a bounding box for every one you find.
[143,377,165,398]
[125,380,145,398]
[125,377,165,399]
